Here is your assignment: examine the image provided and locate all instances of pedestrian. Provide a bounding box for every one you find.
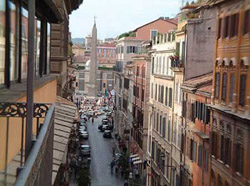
[124,180,129,186]
[115,165,118,176]
[110,161,114,174]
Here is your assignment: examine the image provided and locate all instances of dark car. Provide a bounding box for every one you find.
[103,130,112,138]
[98,124,103,130]
[79,145,91,157]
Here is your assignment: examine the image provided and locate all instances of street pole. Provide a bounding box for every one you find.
[25,0,35,160]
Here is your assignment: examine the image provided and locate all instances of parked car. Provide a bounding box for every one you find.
[98,124,103,130]
[79,145,91,156]
[79,125,87,131]
[100,124,108,132]
[103,130,112,138]
[102,119,109,125]
[106,112,112,117]
[79,131,89,139]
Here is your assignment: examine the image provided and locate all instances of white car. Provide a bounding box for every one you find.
[80,131,89,139]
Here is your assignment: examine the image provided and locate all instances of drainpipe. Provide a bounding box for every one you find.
[25,0,35,160]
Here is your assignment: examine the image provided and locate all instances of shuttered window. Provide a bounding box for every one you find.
[159,116,162,134]
[235,143,244,174]
[167,119,171,141]
[239,74,246,106]
[158,85,161,102]
[152,57,155,74]
[243,9,250,35]
[163,118,166,138]
[205,149,209,171]
[215,72,220,98]
[198,145,203,167]
[217,18,222,38]
[156,113,159,131]
[229,13,239,37]
[229,73,235,102]
[220,135,225,162]
[155,84,157,100]
[165,87,168,106]
[161,85,164,103]
[222,16,229,38]
[151,83,154,98]
[222,72,227,101]
[169,88,172,108]
[225,138,231,166]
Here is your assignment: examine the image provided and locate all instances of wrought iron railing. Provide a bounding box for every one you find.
[0,102,54,186]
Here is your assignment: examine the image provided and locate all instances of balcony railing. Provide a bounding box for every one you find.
[0,102,55,186]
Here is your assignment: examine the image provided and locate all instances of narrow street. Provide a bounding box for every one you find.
[88,115,124,186]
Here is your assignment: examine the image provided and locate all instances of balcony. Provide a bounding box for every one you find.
[0,102,55,185]
[170,55,183,68]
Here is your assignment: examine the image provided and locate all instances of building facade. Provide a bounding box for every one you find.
[210,0,250,186]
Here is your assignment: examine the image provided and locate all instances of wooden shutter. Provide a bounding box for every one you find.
[235,13,239,36]
[217,18,222,38]
[239,74,246,106]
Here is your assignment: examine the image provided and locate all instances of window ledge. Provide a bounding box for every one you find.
[0,74,58,102]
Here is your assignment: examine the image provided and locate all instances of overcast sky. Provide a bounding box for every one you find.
[69,0,186,40]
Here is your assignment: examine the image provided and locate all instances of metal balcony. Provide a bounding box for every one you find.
[0,102,55,186]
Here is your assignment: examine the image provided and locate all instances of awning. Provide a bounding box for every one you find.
[231,57,237,66]
[130,154,139,158]
[241,57,249,66]
[134,160,143,165]
[52,96,77,184]
[216,57,222,66]
[223,57,230,66]
[132,157,141,162]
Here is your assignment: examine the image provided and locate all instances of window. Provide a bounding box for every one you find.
[229,14,239,37]
[212,132,217,158]
[222,16,229,38]
[152,57,154,74]
[152,141,155,160]
[159,56,162,74]
[167,119,171,141]
[155,84,157,100]
[162,56,165,74]
[204,149,209,171]
[156,113,159,132]
[151,30,157,40]
[124,78,129,89]
[136,66,139,76]
[161,85,164,103]
[217,18,222,38]
[220,135,224,162]
[198,145,202,167]
[225,138,231,166]
[173,119,177,145]
[142,89,144,102]
[235,143,244,174]
[222,72,227,101]
[243,9,250,35]
[215,72,220,98]
[159,116,162,134]
[126,46,138,54]
[165,87,168,106]
[229,73,235,102]
[191,140,197,162]
[163,118,166,138]
[169,88,172,108]
[151,83,154,98]
[158,85,161,102]
[239,74,246,106]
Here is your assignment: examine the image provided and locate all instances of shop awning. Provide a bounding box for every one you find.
[130,154,139,158]
[52,96,77,184]
[132,157,141,162]
[133,160,143,165]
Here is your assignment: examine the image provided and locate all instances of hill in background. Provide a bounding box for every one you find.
[72,38,85,45]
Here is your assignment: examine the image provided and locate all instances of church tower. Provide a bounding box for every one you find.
[87,22,97,97]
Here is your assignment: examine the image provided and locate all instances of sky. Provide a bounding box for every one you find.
[69,0,185,40]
